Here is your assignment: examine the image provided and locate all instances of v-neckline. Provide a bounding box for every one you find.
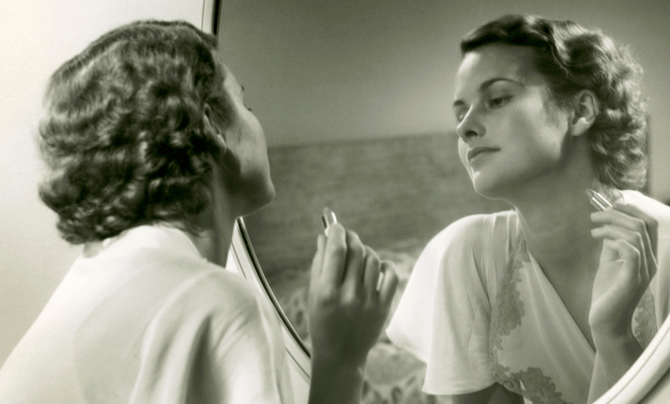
[522,242,596,354]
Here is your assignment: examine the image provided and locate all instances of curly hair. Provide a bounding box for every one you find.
[38,20,234,244]
[461,14,648,190]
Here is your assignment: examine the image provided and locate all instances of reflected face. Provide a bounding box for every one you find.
[453,44,569,199]
[221,66,275,213]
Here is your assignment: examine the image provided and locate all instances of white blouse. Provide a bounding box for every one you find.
[0,225,293,404]
[387,190,670,404]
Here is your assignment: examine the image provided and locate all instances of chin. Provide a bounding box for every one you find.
[240,178,275,216]
[470,174,513,201]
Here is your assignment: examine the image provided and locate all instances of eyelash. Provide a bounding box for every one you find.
[487,95,512,108]
[454,95,513,123]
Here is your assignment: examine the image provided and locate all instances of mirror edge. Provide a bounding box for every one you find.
[235,218,311,358]
[595,313,670,403]
[200,0,220,34]
[226,218,312,380]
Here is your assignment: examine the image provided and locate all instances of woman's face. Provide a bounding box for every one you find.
[221,66,275,213]
[453,43,570,199]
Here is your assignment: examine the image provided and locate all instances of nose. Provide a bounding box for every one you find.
[456,107,485,142]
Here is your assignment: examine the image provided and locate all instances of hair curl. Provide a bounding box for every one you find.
[38,20,234,244]
[461,14,648,190]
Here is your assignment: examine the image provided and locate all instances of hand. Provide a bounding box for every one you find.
[589,202,658,339]
[307,223,398,367]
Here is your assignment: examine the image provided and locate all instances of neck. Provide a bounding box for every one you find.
[186,212,236,268]
[515,186,602,275]
[185,167,241,267]
[503,143,605,275]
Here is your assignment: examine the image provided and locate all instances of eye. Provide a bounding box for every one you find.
[487,95,512,109]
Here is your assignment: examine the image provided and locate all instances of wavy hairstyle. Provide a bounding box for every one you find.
[38,20,233,244]
[461,14,648,190]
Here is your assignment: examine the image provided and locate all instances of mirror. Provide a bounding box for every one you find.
[217,0,670,402]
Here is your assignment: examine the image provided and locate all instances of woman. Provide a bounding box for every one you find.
[387,14,670,404]
[0,20,398,404]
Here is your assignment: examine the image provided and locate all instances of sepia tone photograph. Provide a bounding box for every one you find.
[2,0,670,403]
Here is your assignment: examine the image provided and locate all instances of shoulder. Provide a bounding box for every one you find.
[621,190,670,242]
[139,266,275,356]
[412,210,517,287]
[166,267,263,319]
[622,190,670,223]
[424,210,517,258]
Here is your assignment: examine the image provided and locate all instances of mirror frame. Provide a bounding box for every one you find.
[225,219,311,398]
[595,309,670,403]
[210,2,670,402]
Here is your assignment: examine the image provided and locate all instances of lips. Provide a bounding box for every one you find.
[467,146,500,162]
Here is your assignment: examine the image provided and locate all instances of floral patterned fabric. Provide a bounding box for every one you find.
[489,232,656,403]
[387,190,670,403]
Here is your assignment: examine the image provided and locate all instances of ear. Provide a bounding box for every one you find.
[203,104,227,149]
[569,90,599,137]
[204,105,241,174]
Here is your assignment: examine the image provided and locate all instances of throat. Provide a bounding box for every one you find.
[518,220,602,350]
[541,263,597,350]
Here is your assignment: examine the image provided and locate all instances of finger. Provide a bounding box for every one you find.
[592,204,658,259]
[609,204,658,280]
[378,261,399,312]
[320,223,348,289]
[592,212,656,281]
[362,246,381,293]
[309,234,326,288]
[341,230,366,295]
[607,238,645,292]
[592,224,648,277]
[614,203,659,259]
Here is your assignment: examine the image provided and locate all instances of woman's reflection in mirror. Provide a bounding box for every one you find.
[0,20,398,404]
[388,14,670,404]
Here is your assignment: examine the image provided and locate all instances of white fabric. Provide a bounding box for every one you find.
[0,225,294,404]
[387,190,670,403]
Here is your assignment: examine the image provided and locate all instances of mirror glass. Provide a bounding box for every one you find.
[217,0,670,402]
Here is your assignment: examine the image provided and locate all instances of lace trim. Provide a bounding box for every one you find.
[488,230,659,404]
[633,289,657,348]
[489,233,571,404]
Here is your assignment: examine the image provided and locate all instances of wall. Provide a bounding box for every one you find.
[0,0,206,365]
[220,0,670,200]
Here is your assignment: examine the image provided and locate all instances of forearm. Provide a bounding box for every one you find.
[308,355,366,404]
[587,332,642,403]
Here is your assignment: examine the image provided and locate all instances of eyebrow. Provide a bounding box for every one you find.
[453,77,521,108]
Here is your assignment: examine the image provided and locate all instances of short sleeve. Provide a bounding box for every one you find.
[386,214,497,395]
[129,270,293,404]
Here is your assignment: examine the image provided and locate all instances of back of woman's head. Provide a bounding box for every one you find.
[39,20,233,244]
[461,14,648,190]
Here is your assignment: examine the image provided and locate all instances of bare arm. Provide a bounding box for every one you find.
[307,223,399,404]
